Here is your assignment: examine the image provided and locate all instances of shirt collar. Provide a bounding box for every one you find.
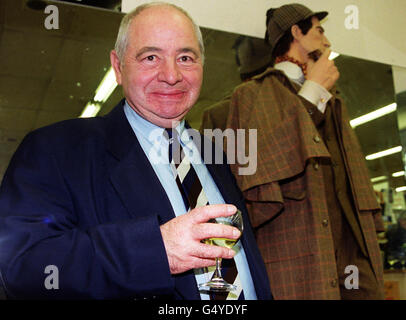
[124,100,190,148]
[274,61,305,85]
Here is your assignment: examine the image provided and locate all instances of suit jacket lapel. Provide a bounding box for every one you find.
[104,100,175,223]
[104,102,200,299]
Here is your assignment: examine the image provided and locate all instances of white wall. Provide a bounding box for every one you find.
[393,66,406,94]
[122,0,406,68]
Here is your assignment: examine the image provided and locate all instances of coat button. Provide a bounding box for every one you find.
[313,162,319,170]
[322,219,329,227]
[313,135,321,143]
[330,279,338,287]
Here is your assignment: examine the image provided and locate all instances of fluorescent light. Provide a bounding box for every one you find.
[79,67,118,119]
[370,176,388,183]
[350,103,397,128]
[366,146,402,160]
[94,67,118,103]
[79,102,101,118]
[392,171,405,177]
[329,51,340,60]
[396,186,406,192]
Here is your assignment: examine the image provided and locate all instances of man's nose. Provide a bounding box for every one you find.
[157,60,183,84]
[324,36,331,48]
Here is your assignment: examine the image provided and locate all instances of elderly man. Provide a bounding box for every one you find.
[226,3,384,299]
[0,2,271,300]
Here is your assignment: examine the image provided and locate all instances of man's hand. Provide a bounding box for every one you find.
[306,49,340,91]
[160,204,241,274]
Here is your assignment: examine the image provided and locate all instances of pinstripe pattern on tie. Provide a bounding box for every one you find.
[164,128,244,300]
[166,129,207,211]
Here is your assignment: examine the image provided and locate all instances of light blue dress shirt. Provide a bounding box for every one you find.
[123,101,257,300]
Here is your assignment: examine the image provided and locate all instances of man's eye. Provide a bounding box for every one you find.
[143,55,158,62]
[179,56,193,62]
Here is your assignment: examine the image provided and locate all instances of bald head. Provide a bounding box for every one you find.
[114,2,205,64]
[109,2,204,128]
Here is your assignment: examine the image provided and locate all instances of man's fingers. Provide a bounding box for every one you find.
[321,48,331,60]
[170,256,216,274]
[161,204,241,274]
[190,204,237,224]
[194,222,241,241]
[197,258,217,269]
[190,257,224,270]
[194,242,236,260]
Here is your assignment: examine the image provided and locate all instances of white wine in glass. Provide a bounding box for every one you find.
[198,209,243,292]
[204,237,238,249]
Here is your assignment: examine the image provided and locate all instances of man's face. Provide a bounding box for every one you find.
[111,6,203,128]
[298,16,331,56]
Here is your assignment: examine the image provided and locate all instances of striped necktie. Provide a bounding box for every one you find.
[164,128,244,300]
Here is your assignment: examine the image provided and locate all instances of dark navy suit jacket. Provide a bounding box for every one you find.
[0,100,271,299]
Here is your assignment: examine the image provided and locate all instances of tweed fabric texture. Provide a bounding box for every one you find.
[225,67,384,299]
[200,95,232,133]
[266,3,328,49]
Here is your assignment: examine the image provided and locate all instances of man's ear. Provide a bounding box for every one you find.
[110,50,123,85]
[291,24,303,41]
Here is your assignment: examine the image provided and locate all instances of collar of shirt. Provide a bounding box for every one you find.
[123,100,201,164]
[274,61,305,85]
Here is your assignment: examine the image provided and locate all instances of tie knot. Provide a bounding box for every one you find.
[164,128,172,138]
[164,128,178,144]
[165,128,182,165]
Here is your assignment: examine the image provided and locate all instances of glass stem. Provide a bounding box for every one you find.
[212,258,223,279]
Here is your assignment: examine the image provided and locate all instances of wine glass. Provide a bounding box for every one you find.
[198,209,243,292]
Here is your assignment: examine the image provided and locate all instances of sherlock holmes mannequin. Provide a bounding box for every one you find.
[226,3,384,299]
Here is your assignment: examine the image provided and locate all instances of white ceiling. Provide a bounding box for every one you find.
[123,0,406,68]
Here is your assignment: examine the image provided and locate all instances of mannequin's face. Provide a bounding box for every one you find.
[297,16,331,56]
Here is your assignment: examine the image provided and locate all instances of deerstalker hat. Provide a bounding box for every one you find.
[266,3,328,51]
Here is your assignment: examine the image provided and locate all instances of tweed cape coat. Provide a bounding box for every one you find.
[200,94,232,132]
[225,67,384,299]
